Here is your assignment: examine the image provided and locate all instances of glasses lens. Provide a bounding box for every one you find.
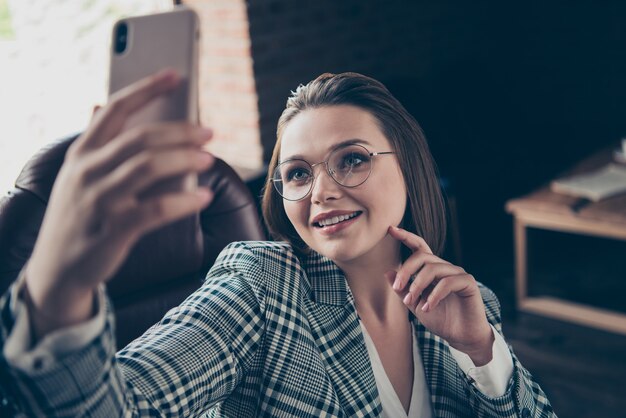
[328,144,372,187]
[273,159,313,200]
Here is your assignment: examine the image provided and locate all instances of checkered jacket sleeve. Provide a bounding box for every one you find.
[0,242,267,417]
[474,286,555,417]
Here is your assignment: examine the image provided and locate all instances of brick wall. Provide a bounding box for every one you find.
[183,0,263,172]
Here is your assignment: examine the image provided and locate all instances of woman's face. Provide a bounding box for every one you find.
[279,105,407,265]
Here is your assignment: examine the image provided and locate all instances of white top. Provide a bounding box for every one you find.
[361,321,514,418]
[361,323,433,418]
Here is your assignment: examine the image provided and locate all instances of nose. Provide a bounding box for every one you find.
[310,163,342,203]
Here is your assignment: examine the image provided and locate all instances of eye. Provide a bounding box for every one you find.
[339,152,369,170]
[286,166,312,183]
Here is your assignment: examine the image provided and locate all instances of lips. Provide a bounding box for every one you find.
[312,211,362,228]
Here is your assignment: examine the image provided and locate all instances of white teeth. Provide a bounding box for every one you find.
[317,212,359,227]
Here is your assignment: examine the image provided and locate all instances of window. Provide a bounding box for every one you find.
[0,0,172,193]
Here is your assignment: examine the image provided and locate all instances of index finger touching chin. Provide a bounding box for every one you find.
[387,225,434,255]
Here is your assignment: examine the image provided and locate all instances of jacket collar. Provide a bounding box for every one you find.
[299,250,352,306]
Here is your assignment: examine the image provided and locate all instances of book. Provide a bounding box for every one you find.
[550,163,626,202]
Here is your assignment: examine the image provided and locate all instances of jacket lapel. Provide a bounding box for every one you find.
[300,252,382,417]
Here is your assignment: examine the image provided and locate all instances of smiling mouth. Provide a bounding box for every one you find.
[314,211,362,228]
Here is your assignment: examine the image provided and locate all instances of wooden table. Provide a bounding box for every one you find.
[506,147,626,335]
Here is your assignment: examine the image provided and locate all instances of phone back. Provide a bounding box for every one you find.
[109,7,200,129]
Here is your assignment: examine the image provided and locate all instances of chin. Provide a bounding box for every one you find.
[312,241,367,264]
[313,233,400,267]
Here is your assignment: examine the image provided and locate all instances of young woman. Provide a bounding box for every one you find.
[1,71,555,417]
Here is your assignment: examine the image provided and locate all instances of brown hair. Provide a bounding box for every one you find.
[261,72,447,257]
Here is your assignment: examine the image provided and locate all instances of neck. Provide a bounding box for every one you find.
[336,236,406,322]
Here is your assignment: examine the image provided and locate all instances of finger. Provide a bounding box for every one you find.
[105,123,213,157]
[409,262,465,298]
[387,269,418,309]
[420,274,476,312]
[82,124,213,184]
[387,226,433,255]
[94,148,215,209]
[387,269,418,311]
[403,262,465,306]
[137,188,214,234]
[392,252,450,291]
[113,188,214,239]
[76,69,180,152]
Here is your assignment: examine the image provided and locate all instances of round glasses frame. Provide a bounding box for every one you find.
[271,143,395,201]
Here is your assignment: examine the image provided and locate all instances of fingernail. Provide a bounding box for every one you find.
[196,188,213,204]
[403,293,412,304]
[197,152,214,165]
[393,276,401,290]
[421,302,430,312]
[199,127,213,139]
[158,68,179,81]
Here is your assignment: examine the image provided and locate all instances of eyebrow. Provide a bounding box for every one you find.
[281,138,373,162]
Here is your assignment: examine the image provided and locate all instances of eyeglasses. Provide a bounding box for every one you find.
[271,143,395,201]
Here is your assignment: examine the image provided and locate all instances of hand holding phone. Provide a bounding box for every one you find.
[23,8,209,339]
[26,70,214,339]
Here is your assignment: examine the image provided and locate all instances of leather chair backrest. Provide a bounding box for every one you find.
[0,134,266,347]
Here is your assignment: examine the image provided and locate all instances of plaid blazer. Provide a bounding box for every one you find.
[1,241,555,417]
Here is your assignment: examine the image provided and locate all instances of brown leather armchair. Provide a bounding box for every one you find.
[0,134,266,347]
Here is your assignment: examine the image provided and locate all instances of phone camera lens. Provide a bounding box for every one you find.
[114,22,128,54]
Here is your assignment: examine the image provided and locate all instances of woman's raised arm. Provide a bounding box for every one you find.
[24,70,215,339]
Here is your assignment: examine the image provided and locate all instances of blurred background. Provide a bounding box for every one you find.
[1,1,625,416]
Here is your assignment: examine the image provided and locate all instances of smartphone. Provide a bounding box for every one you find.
[108,7,200,194]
